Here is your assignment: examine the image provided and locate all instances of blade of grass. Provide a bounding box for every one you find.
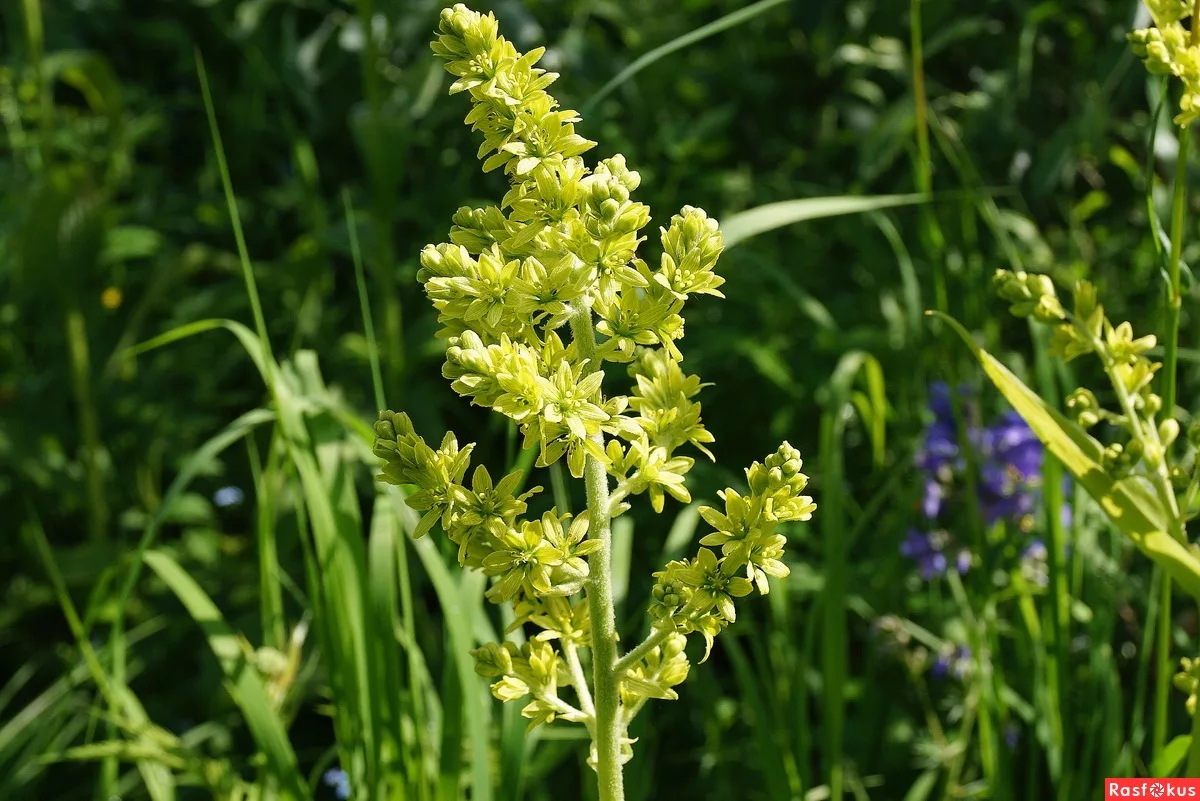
[344,189,386,414]
[724,633,796,800]
[581,0,788,116]
[720,194,931,250]
[195,50,272,361]
[22,512,179,801]
[143,550,308,799]
[246,429,287,653]
[395,493,494,800]
[1029,320,1070,790]
[818,352,878,801]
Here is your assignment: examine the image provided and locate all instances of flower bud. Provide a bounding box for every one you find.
[374,416,397,443]
[1102,442,1126,474]
[471,642,514,678]
[1143,392,1164,417]
[1143,440,1164,471]
[1160,418,1181,449]
[1066,387,1100,428]
[662,633,688,660]
[1032,293,1066,322]
[659,654,690,687]
[994,269,1063,320]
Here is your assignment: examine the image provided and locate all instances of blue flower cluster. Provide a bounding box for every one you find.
[900,529,970,580]
[904,383,1049,580]
[324,767,350,800]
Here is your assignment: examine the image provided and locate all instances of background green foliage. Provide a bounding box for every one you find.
[3,0,1196,798]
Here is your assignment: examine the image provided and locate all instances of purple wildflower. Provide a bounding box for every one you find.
[901,530,949,579]
[900,530,973,580]
[977,411,1044,526]
[931,644,972,681]
[1004,722,1021,749]
[922,477,946,519]
[916,383,1054,531]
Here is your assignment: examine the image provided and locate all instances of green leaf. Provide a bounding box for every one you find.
[720,193,930,249]
[61,740,182,768]
[142,550,308,800]
[394,492,494,800]
[43,50,123,119]
[902,770,940,801]
[611,515,634,615]
[1152,734,1192,777]
[930,311,1200,598]
[101,226,164,266]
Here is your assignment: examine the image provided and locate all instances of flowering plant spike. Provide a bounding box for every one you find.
[937,0,1200,776]
[370,6,815,798]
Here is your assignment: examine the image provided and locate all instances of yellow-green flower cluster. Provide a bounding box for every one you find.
[992,269,1064,322]
[1175,656,1200,716]
[472,639,588,729]
[649,443,816,659]
[991,270,1176,473]
[1129,0,1200,124]
[372,4,816,743]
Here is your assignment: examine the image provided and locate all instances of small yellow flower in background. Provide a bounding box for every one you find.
[101,286,123,310]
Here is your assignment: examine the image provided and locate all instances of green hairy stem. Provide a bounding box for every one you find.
[570,307,624,798]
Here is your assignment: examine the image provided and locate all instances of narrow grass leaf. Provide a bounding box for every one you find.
[123,318,270,383]
[901,770,940,801]
[142,550,308,800]
[721,194,930,250]
[724,634,796,800]
[397,494,494,801]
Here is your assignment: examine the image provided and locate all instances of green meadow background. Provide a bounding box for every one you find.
[2,0,1194,799]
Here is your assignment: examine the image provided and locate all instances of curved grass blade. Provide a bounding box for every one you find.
[122,318,270,385]
[142,550,308,800]
[581,0,788,116]
[21,514,177,801]
[720,193,930,250]
[930,311,1200,597]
